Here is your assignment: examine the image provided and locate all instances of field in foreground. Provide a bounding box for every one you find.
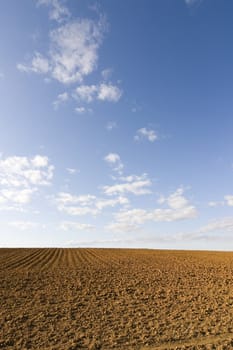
[1,249,233,349]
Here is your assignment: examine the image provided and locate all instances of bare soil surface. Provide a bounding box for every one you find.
[1,248,233,349]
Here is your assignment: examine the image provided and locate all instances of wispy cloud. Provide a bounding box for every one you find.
[95,196,129,210]
[55,191,129,216]
[37,0,70,23]
[0,155,54,188]
[17,52,50,75]
[18,16,106,84]
[59,221,95,231]
[53,91,69,109]
[104,153,124,175]
[103,177,152,196]
[208,201,223,207]
[106,188,197,233]
[75,106,92,114]
[199,217,233,234]
[174,217,233,242]
[98,83,122,101]
[0,188,36,205]
[208,195,233,207]
[74,83,122,103]
[56,192,96,207]
[0,155,54,210]
[224,195,233,206]
[134,127,158,142]
[18,2,123,117]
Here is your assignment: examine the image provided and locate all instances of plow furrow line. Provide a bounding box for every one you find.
[40,248,59,270]
[0,249,29,266]
[76,249,90,266]
[1,249,43,270]
[24,249,53,270]
[85,248,110,266]
[65,248,79,268]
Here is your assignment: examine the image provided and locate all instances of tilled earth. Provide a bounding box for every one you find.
[1,248,233,349]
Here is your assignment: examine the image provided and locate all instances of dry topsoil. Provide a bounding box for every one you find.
[1,248,233,349]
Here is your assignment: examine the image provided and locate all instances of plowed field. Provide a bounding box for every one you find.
[1,248,233,349]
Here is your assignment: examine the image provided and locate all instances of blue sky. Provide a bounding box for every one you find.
[0,0,233,249]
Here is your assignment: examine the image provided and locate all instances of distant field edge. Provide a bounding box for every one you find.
[1,247,233,253]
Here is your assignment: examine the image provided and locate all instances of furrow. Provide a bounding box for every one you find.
[85,248,109,267]
[75,249,88,266]
[0,249,29,266]
[64,248,77,268]
[25,248,53,270]
[40,248,59,271]
[71,248,84,267]
[1,249,43,270]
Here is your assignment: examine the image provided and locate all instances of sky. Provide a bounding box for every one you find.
[0,0,233,249]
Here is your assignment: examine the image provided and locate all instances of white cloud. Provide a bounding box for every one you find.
[59,221,95,231]
[208,196,233,207]
[53,91,68,109]
[17,52,50,74]
[108,188,197,232]
[135,127,158,142]
[75,106,92,114]
[0,155,54,188]
[95,196,129,210]
[153,188,197,221]
[103,178,152,196]
[37,0,70,23]
[115,209,151,225]
[119,173,149,183]
[208,201,220,207]
[152,206,197,222]
[31,155,49,167]
[224,195,233,206]
[165,188,189,209]
[60,206,99,216]
[98,83,122,102]
[18,17,106,84]
[55,191,129,216]
[0,188,36,205]
[74,85,98,102]
[114,204,197,226]
[199,217,233,234]
[104,153,120,164]
[74,83,122,103]
[104,153,124,175]
[174,217,233,242]
[65,237,136,247]
[56,192,96,207]
[0,155,54,210]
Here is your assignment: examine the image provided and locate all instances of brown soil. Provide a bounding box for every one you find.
[1,248,233,349]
